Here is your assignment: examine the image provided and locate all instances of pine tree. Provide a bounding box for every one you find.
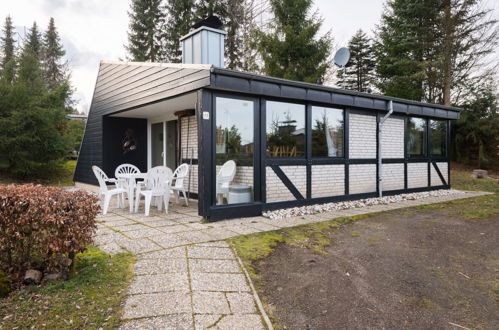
[256,0,332,83]
[25,22,43,60]
[126,0,165,62]
[162,0,194,63]
[375,0,440,101]
[0,16,16,83]
[338,30,375,92]
[374,0,498,104]
[224,0,245,69]
[43,18,67,89]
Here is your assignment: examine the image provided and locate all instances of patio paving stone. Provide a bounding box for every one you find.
[190,273,249,292]
[134,258,187,275]
[140,247,186,259]
[189,259,241,273]
[124,228,164,239]
[192,291,231,314]
[129,273,189,294]
[98,242,127,255]
[122,292,191,319]
[157,224,191,234]
[113,224,150,232]
[141,219,179,227]
[102,219,137,226]
[202,227,239,240]
[223,224,262,235]
[176,230,215,244]
[119,314,193,330]
[196,241,230,248]
[187,246,235,260]
[194,314,221,329]
[149,233,192,248]
[215,314,265,330]
[227,292,258,314]
[121,238,161,254]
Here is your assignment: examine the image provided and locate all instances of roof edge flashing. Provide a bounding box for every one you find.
[100,60,213,71]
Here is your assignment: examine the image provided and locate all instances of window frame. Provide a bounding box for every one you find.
[309,105,345,159]
[406,116,428,159]
[429,119,448,158]
[264,99,307,160]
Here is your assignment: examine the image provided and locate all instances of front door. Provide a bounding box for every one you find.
[150,120,178,169]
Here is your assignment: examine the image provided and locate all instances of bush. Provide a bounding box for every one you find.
[0,184,100,286]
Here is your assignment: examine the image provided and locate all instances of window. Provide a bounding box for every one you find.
[266,101,305,157]
[430,119,447,156]
[311,106,344,157]
[407,117,426,157]
[215,97,254,205]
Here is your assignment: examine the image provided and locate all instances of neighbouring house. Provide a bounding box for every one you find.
[74,19,460,221]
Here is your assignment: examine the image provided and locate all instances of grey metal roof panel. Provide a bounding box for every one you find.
[210,67,462,117]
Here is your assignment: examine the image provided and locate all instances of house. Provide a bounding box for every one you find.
[74,19,460,221]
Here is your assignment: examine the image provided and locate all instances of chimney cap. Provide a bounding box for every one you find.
[191,15,223,30]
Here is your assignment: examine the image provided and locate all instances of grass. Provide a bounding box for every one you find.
[230,169,498,276]
[0,160,76,186]
[415,170,498,220]
[0,247,135,330]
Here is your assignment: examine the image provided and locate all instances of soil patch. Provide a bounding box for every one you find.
[255,209,499,329]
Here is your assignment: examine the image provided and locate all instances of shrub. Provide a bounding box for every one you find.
[0,270,11,297]
[0,184,100,286]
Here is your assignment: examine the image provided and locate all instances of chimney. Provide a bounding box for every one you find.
[180,15,226,68]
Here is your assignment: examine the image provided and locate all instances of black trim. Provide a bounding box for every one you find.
[207,203,264,221]
[431,161,447,185]
[181,158,199,165]
[262,185,451,211]
[270,165,305,200]
[344,108,350,195]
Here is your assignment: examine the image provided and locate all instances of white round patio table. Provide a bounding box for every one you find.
[116,172,147,212]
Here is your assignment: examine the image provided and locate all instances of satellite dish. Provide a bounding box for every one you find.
[334,47,350,67]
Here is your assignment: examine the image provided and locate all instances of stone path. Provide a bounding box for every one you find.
[93,190,489,329]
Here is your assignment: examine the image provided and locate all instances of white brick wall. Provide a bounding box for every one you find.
[311,165,345,198]
[408,163,428,188]
[381,117,404,158]
[381,163,404,191]
[180,116,198,159]
[349,164,377,194]
[349,114,377,158]
[431,162,448,186]
[266,165,306,202]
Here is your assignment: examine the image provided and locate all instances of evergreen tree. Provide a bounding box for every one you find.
[126,0,165,62]
[43,18,67,89]
[256,0,332,83]
[25,21,43,60]
[375,0,440,101]
[1,16,16,83]
[162,0,194,63]
[375,0,498,104]
[338,29,375,92]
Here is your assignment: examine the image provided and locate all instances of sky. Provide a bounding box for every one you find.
[0,0,496,113]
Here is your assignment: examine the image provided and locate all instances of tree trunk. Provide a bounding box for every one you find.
[442,0,453,106]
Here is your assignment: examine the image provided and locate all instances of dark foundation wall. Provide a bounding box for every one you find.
[102,117,147,177]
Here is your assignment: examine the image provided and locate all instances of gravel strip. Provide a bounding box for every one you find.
[263,189,465,220]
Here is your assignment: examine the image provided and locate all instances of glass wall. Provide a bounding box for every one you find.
[215,97,254,205]
[311,106,344,157]
[430,119,447,156]
[266,101,305,157]
[407,117,426,157]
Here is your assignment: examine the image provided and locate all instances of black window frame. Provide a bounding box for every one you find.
[406,116,427,159]
[429,118,448,158]
[309,105,346,159]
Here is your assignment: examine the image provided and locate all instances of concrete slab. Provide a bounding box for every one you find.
[129,273,189,294]
[190,273,249,292]
[122,292,191,319]
[192,291,230,314]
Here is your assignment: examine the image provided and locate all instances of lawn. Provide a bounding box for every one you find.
[0,248,134,329]
[0,160,76,186]
[229,169,499,329]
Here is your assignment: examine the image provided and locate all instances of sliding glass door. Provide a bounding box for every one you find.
[150,120,177,169]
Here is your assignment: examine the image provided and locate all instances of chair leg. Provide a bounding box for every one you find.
[182,190,188,206]
[163,193,170,214]
[175,191,180,204]
[103,193,112,215]
[157,196,163,212]
[134,192,140,213]
[144,194,152,216]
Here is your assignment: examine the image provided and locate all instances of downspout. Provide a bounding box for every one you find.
[378,100,394,197]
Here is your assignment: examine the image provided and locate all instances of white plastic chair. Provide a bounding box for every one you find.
[92,165,128,215]
[115,164,140,208]
[171,163,190,206]
[134,166,173,216]
[216,160,236,205]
